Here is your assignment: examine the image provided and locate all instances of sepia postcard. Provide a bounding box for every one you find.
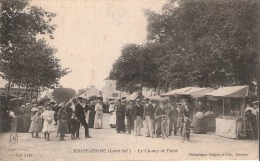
[0,0,259,161]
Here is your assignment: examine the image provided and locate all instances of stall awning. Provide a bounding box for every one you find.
[126,92,144,101]
[148,95,169,101]
[160,87,191,97]
[175,87,214,98]
[206,86,257,98]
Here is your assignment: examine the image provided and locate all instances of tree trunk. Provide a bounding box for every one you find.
[25,81,28,103]
[5,74,11,101]
[36,86,39,103]
[257,52,260,96]
[30,85,33,104]
[17,80,21,106]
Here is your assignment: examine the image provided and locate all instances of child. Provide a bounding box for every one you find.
[9,110,18,132]
[28,111,42,138]
[70,112,79,140]
[57,107,68,141]
[42,104,55,141]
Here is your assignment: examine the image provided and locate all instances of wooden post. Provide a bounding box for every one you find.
[223,98,225,116]
[241,98,246,118]
[209,100,211,111]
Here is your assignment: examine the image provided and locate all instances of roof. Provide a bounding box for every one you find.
[206,86,257,98]
[175,87,214,98]
[160,87,193,97]
[148,95,169,101]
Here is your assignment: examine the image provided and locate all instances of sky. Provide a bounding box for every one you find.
[28,0,166,91]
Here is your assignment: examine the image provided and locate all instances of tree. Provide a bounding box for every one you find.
[52,88,76,103]
[144,0,259,90]
[110,44,159,93]
[0,0,69,101]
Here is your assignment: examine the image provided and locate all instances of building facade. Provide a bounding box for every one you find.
[79,85,101,99]
[102,77,128,102]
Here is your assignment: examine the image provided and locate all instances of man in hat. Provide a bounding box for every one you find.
[143,98,155,137]
[125,100,135,134]
[252,101,259,138]
[75,97,91,139]
[133,98,144,136]
[115,99,126,133]
[154,101,166,138]
[176,102,184,135]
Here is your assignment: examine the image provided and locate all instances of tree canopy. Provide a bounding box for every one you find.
[52,88,76,103]
[0,0,69,100]
[110,0,259,94]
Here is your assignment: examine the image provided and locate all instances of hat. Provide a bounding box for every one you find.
[50,101,55,104]
[109,101,114,104]
[252,101,259,104]
[31,107,39,112]
[26,103,30,106]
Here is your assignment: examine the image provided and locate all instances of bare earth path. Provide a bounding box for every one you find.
[0,114,258,161]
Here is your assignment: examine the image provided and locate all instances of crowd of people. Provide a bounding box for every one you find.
[1,96,258,142]
[109,98,200,141]
[0,97,115,141]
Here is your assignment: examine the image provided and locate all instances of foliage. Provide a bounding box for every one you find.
[52,88,76,103]
[0,0,69,97]
[110,44,159,93]
[110,0,259,93]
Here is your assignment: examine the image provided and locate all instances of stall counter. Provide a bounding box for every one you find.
[215,117,242,139]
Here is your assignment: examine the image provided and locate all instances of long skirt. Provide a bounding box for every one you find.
[42,120,55,133]
[94,113,103,129]
[110,112,116,126]
[193,117,205,134]
[116,115,126,132]
[88,110,96,128]
[29,121,42,133]
[57,121,68,135]
[16,115,24,132]
[23,116,31,132]
[11,116,18,132]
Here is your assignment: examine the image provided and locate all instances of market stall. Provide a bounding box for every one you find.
[173,87,215,133]
[206,86,258,139]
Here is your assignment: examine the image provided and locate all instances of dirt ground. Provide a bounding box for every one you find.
[0,114,258,161]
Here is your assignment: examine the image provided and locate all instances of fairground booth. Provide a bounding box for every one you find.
[206,86,258,139]
[161,87,215,132]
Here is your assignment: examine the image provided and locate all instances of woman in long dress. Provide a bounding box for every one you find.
[94,101,103,129]
[42,104,55,141]
[23,103,32,132]
[88,101,96,128]
[109,101,116,128]
[193,100,205,134]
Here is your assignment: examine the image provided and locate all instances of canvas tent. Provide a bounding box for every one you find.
[174,87,214,98]
[160,87,192,97]
[206,86,257,99]
[206,85,258,139]
[148,95,169,101]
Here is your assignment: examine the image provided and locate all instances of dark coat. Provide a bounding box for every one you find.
[133,104,144,119]
[143,103,155,119]
[75,103,85,123]
[125,104,135,119]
